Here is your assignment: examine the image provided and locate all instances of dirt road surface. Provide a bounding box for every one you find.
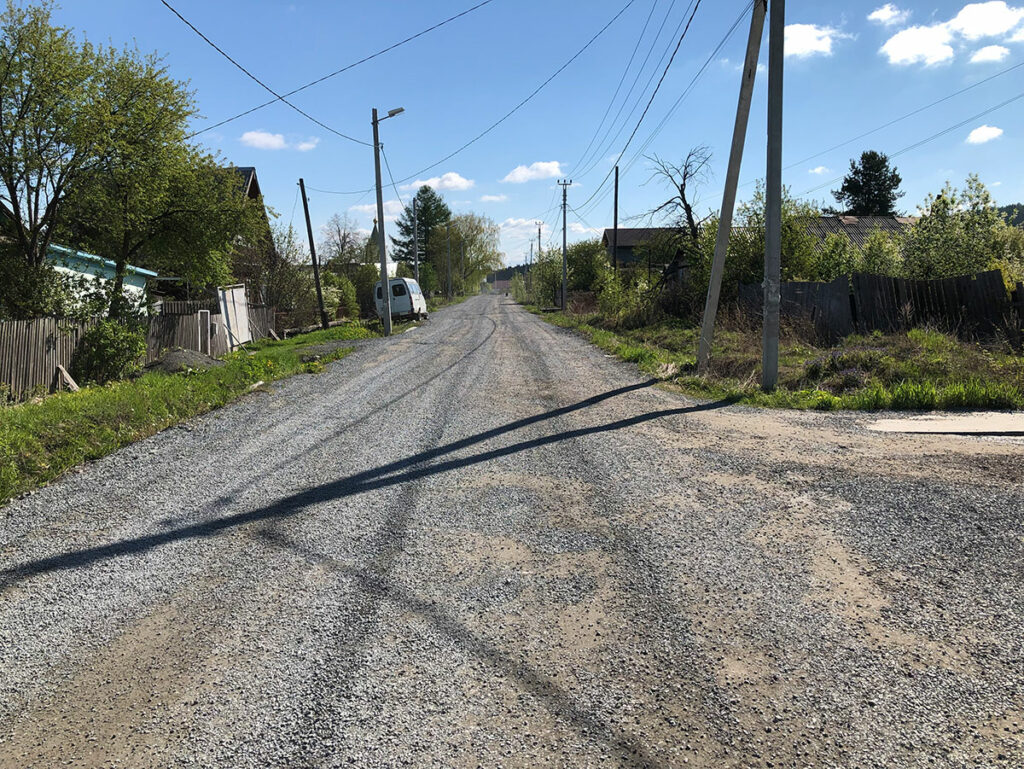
[2,294,1022,768]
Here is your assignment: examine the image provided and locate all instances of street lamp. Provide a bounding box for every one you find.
[372,106,404,336]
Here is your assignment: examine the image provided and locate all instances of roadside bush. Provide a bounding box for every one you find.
[71,319,146,384]
[352,263,382,317]
[510,273,527,303]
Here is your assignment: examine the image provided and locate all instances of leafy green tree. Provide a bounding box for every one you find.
[816,233,862,281]
[903,175,1023,283]
[0,1,103,270]
[424,213,502,296]
[59,48,260,316]
[391,186,451,264]
[567,238,609,290]
[860,227,903,275]
[832,150,903,216]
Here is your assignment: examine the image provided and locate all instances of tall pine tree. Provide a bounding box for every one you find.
[391,186,451,263]
[832,150,904,216]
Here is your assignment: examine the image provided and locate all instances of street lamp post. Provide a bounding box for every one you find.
[372,106,404,336]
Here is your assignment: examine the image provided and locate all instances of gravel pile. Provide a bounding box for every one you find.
[1,295,1021,767]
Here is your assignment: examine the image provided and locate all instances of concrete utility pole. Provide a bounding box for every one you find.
[763,0,784,391]
[528,242,533,292]
[697,0,766,374]
[612,165,619,274]
[412,197,419,283]
[298,178,329,330]
[558,179,572,310]
[372,107,403,336]
[536,222,542,263]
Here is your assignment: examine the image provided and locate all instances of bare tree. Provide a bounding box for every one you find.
[319,213,364,267]
[642,146,713,243]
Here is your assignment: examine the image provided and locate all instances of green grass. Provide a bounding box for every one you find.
[0,323,373,505]
[529,307,1024,412]
[426,293,473,312]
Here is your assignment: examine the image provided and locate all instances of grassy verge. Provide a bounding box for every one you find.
[0,323,373,505]
[531,308,1024,411]
[426,293,473,312]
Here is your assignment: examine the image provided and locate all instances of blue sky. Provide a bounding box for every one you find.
[52,1,1024,266]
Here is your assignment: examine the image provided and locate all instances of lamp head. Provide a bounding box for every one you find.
[387,107,405,118]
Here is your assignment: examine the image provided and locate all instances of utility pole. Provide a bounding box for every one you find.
[697,0,766,374]
[446,224,452,300]
[763,0,784,391]
[412,197,419,283]
[612,165,619,274]
[528,242,533,292]
[558,179,571,310]
[460,240,465,295]
[372,108,393,336]
[298,178,329,330]
[536,222,542,263]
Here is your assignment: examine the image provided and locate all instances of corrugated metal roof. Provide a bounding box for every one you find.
[805,215,916,249]
[47,243,158,278]
[600,228,677,247]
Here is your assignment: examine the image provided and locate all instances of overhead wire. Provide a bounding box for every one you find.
[574,0,704,214]
[301,0,641,196]
[573,0,696,181]
[801,88,1024,197]
[381,147,406,208]
[574,0,751,221]
[160,0,371,145]
[184,0,499,138]
[568,0,668,175]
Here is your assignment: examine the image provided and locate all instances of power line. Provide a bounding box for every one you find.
[381,146,406,209]
[298,0,640,197]
[573,0,695,181]
[802,87,1024,197]
[576,0,704,212]
[160,0,371,145]
[575,1,751,220]
[569,0,671,175]
[187,0,498,138]
[783,58,1024,176]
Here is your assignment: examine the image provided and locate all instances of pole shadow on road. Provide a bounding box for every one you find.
[258,528,674,769]
[1,384,737,591]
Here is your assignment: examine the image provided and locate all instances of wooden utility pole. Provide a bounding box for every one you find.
[412,197,419,283]
[612,165,619,274]
[697,0,766,373]
[763,0,784,391]
[558,179,572,310]
[298,178,329,330]
[372,108,393,336]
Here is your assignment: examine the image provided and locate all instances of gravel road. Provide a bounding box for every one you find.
[2,294,1022,768]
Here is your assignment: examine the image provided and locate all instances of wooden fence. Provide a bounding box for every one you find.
[2,304,276,402]
[740,269,1015,340]
[0,317,97,400]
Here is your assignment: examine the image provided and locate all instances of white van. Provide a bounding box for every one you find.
[375,277,428,321]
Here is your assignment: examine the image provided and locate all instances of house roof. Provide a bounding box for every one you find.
[47,243,158,278]
[806,215,916,249]
[601,227,677,248]
[233,166,262,200]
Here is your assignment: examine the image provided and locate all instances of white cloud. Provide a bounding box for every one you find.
[241,130,287,150]
[971,43,1011,60]
[240,130,321,151]
[785,24,850,58]
[502,161,563,183]
[569,222,600,235]
[809,166,830,175]
[966,124,1004,143]
[880,24,955,64]
[402,172,474,191]
[481,194,508,202]
[350,199,404,217]
[868,4,911,26]
[500,218,545,238]
[947,1,1024,39]
[880,2,1024,66]
[1010,25,1024,40]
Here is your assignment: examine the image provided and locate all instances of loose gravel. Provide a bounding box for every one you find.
[1,294,1022,768]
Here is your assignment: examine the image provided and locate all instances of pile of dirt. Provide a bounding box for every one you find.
[144,348,225,374]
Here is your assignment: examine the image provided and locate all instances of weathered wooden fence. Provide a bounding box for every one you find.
[741,269,1015,340]
[740,276,853,342]
[0,317,97,400]
[2,303,276,402]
